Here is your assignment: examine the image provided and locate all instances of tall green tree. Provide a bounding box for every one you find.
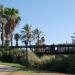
[32,28,42,45]
[21,24,33,45]
[5,8,21,46]
[0,5,21,46]
[0,5,8,46]
[41,36,45,44]
[21,24,33,66]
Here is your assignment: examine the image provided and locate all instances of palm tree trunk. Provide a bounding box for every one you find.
[38,34,40,46]
[11,32,13,46]
[29,41,31,46]
[2,22,4,46]
[16,41,18,46]
[29,41,33,52]
[25,41,29,67]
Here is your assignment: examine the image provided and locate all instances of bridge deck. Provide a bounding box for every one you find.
[0,44,75,54]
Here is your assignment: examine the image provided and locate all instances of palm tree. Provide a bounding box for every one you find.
[0,6,21,46]
[0,5,8,46]
[5,8,21,46]
[41,36,45,44]
[71,33,75,44]
[32,28,42,45]
[21,24,33,45]
[14,33,20,46]
[21,24,33,66]
[35,39,44,52]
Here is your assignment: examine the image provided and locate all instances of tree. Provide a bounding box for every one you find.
[35,37,45,52]
[36,37,45,45]
[0,5,8,46]
[21,24,33,45]
[14,33,20,46]
[21,24,35,66]
[5,8,21,46]
[32,28,42,45]
[0,5,21,46]
[41,36,45,44]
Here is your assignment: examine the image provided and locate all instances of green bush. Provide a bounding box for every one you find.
[2,50,13,62]
[39,55,55,70]
[39,55,75,73]
[40,55,55,63]
[1,48,75,74]
[28,50,41,67]
[1,48,26,63]
[0,48,41,67]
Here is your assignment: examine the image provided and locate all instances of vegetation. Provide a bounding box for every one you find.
[0,5,75,74]
[32,28,43,45]
[0,61,67,75]
[0,5,21,46]
[21,24,32,45]
[0,47,75,74]
[14,33,20,46]
[21,24,44,46]
[71,33,75,44]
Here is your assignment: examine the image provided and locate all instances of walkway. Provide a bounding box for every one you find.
[0,65,16,72]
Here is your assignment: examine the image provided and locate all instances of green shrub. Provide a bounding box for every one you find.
[40,55,55,64]
[39,55,55,70]
[28,50,41,67]
[2,51,13,62]
[39,55,75,73]
[1,48,75,74]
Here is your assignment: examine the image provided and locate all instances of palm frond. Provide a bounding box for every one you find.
[71,36,75,38]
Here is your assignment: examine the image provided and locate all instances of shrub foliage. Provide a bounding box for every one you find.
[0,48,75,74]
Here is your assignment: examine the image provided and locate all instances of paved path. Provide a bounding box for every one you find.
[0,65,16,72]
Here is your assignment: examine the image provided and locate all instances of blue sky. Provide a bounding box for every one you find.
[0,0,75,45]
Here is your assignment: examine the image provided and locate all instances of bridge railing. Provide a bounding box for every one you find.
[0,44,75,54]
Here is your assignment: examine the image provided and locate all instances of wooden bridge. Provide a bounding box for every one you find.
[1,44,75,55]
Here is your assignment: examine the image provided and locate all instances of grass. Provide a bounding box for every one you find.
[0,61,21,67]
[0,61,40,72]
[0,61,23,70]
[0,61,67,75]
